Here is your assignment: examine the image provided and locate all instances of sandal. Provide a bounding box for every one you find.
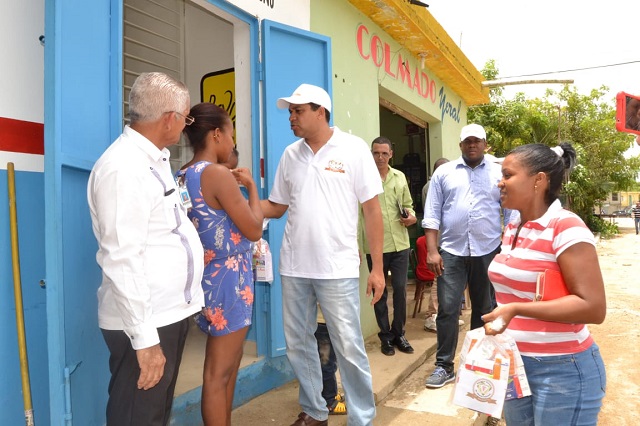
[327,394,347,415]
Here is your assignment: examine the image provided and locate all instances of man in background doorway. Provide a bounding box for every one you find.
[361,136,417,356]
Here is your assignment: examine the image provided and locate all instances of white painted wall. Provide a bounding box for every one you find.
[0,0,45,123]
[226,0,310,29]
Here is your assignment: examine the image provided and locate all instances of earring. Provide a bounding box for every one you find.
[534,184,538,192]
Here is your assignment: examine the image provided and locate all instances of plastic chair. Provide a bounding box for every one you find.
[409,248,431,318]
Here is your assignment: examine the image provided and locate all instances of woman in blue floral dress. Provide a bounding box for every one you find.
[179,103,263,426]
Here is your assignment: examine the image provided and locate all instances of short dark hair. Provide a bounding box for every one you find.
[310,102,331,123]
[183,103,231,154]
[509,142,577,205]
[372,136,392,149]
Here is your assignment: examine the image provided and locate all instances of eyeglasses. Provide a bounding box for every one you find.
[167,111,195,126]
[372,152,391,158]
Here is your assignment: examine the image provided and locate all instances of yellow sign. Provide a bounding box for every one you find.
[201,68,236,141]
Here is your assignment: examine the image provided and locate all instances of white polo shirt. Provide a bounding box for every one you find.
[269,127,382,279]
[88,126,205,350]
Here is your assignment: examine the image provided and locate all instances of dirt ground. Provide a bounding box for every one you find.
[589,218,640,425]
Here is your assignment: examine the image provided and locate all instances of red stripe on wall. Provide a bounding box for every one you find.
[0,117,44,155]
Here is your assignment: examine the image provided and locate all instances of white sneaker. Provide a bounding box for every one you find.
[424,314,437,332]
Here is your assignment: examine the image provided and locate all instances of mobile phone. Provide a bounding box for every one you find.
[398,200,409,218]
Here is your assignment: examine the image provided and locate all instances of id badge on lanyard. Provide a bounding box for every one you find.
[176,175,193,209]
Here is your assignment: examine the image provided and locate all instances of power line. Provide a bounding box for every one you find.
[500,60,640,79]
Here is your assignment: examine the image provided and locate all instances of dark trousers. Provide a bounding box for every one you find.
[435,247,499,372]
[315,322,338,406]
[101,318,190,426]
[367,249,410,342]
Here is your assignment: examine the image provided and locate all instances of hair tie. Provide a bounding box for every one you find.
[551,146,564,157]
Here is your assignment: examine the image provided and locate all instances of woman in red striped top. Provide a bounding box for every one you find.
[483,142,606,426]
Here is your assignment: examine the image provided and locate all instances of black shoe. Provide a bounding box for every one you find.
[393,335,414,354]
[381,340,395,356]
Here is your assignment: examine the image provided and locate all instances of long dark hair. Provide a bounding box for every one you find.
[509,142,577,205]
[183,103,230,154]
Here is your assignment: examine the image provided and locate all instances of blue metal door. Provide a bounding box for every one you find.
[261,20,332,357]
[44,1,122,424]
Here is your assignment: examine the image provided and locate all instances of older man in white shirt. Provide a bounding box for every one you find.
[88,72,204,426]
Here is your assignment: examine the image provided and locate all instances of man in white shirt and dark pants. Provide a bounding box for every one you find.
[88,72,204,426]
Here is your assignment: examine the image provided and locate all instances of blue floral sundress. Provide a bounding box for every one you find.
[177,161,254,336]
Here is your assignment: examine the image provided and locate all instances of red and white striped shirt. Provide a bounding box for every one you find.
[487,200,594,356]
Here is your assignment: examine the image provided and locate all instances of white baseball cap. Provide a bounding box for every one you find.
[277,83,332,113]
[460,123,486,141]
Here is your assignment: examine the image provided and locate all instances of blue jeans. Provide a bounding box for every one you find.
[315,323,338,406]
[435,248,498,371]
[366,249,409,342]
[504,343,606,426]
[635,217,639,234]
[281,276,375,425]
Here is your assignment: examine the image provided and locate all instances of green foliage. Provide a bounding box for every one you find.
[470,61,640,233]
[584,214,619,239]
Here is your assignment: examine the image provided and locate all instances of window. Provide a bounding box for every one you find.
[123,0,187,172]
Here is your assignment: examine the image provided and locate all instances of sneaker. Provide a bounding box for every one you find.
[425,366,455,388]
[424,314,437,332]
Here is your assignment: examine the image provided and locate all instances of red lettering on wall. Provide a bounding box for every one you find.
[396,54,412,89]
[370,35,383,68]
[383,43,396,78]
[413,68,422,96]
[421,73,429,98]
[356,24,370,60]
[355,24,437,105]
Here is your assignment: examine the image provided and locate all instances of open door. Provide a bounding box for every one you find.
[44,0,121,423]
[261,20,332,357]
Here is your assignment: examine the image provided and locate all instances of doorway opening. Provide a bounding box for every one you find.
[378,100,430,216]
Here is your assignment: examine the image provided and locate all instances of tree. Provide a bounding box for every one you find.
[469,61,640,233]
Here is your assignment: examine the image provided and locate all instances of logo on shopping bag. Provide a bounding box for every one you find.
[467,378,497,404]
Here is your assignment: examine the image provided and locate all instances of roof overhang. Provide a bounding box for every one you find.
[347,0,490,105]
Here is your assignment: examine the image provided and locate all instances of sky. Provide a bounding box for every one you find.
[429,0,640,155]
[429,0,640,101]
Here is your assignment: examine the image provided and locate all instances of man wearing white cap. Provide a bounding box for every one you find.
[261,84,385,426]
[421,123,514,388]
